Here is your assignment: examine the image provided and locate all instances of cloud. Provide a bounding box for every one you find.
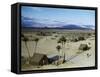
[31,7,43,12]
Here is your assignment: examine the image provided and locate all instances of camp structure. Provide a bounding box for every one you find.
[29,53,48,66]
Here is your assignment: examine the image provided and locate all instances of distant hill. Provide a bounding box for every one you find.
[21,16,94,30]
[22,24,93,30]
[61,24,88,30]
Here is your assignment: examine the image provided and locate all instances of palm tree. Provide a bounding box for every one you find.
[22,34,31,60]
[58,36,66,47]
[61,36,66,46]
[58,36,66,61]
[63,53,66,63]
[56,45,61,60]
[33,38,39,55]
[58,36,66,50]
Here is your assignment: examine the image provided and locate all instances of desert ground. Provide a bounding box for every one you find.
[21,29,95,71]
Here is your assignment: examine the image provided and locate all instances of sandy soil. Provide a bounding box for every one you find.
[21,31,95,71]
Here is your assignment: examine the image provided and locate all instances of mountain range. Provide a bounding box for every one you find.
[22,16,95,30]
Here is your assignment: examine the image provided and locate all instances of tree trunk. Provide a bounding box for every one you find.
[63,52,66,63]
[63,43,66,62]
[58,50,60,60]
[62,43,64,57]
[25,42,31,60]
[33,42,37,56]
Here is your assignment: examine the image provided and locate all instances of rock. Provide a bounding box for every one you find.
[79,44,90,51]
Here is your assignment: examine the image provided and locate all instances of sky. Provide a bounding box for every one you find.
[21,6,95,28]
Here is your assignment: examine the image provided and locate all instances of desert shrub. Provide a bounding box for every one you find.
[21,56,26,65]
[79,44,90,51]
[30,35,33,37]
[36,32,52,36]
[76,51,82,54]
[71,38,78,42]
[88,33,92,36]
[93,32,95,35]
[55,35,58,37]
[46,32,52,36]
[57,40,61,43]
[36,32,46,36]
[57,36,67,44]
[78,36,85,41]
[88,42,91,45]
[51,37,56,40]
[52,32,56,33]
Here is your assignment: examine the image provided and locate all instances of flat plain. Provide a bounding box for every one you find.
[21,29,95,71]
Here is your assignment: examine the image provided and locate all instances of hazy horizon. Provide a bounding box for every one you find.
[21,6,95,29]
